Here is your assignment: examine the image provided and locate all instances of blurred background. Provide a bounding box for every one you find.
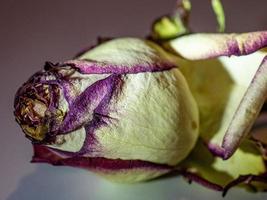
[0,0,267,199]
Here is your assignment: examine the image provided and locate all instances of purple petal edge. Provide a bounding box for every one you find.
[63,60,175,75]
[225,32,267,57]
[32,145,173,171]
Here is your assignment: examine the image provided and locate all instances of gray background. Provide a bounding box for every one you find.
[1,0,267,199]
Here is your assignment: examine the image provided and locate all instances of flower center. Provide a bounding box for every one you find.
[32,100,47,118]
[14,83,54,141]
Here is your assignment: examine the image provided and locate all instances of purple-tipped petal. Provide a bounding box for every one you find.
[168,31,267,160]
[208,56,267,159]
[167,31,267,60]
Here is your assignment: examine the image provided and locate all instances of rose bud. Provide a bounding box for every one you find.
[14,0,267,194]
[14,38,199,182]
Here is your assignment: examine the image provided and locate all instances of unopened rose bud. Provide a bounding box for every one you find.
[14,38,199,182]
[14,0,267,194]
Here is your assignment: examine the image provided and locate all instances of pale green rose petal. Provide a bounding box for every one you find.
[84,68,199,166]
[74,38,199,166]
[171,47,267,159]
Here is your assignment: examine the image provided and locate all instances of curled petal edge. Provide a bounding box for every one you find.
[167,31,267,60]
[207,56,267,159]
